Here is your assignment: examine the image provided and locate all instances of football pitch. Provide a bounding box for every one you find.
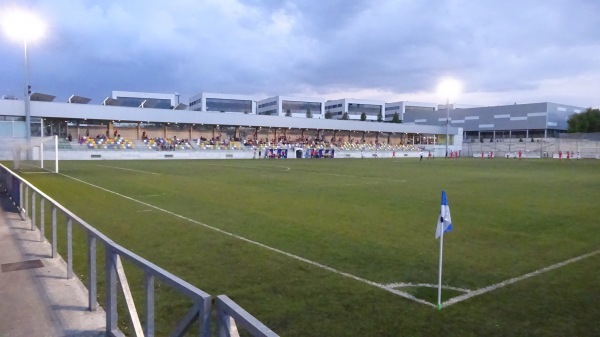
[18,158,600,336]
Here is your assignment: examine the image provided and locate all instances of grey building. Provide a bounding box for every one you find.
[402,102,584,141]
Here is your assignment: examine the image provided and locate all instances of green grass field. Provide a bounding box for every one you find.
[16,158,600,336]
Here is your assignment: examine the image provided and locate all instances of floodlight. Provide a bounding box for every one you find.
[436,77,462,158]
[2,9,45,42]
[436,78,462,100]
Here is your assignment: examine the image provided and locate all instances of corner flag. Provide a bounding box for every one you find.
[435,190,453,239]
[436,190,453,310]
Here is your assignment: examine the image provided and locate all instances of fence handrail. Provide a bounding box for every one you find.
[217,295,279,337]
[0,164,212,337]
[0,164,210,301]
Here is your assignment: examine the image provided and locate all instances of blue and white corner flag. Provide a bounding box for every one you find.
[436,190,453,310]
[435,190,453,239]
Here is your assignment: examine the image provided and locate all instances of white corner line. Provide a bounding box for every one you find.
[442,249,600,307]
[386,282,471,293]
[59,172,435,308]
[95,165,160,175]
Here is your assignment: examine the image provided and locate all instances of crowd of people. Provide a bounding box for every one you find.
[243,135,417,152]
[144,136,192,151]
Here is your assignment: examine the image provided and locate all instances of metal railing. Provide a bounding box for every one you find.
[216,295,278,337]
[0,164,278,337]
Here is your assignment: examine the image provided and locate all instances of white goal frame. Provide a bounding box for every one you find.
[13,136,59,173]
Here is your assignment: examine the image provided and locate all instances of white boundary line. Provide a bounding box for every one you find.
[442,249,600,307]
[201,162,406,183]
[58,172,435,308]
[203,163,291,171]
[338,182,381,187]
[386,282,471,293]
[288,170,407,184]
[95,165,160,175]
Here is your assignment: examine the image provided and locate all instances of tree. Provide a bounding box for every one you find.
[360,112,367,121]
[377,111,383,122]
[567,108,600,133]
[285,109,292,117]
[324,111,333,119]
[391,112,401,123]
[341,112,349,120]
[306,108,313,118]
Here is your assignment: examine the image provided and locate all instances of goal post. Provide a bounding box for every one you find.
[12,136,59,173]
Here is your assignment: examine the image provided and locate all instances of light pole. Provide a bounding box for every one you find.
[437,78,461,158]
[445,97,449,157]
[2,9,46,146]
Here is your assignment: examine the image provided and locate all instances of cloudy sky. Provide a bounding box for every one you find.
[1,0,599,108]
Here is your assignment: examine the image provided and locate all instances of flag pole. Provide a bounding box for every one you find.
[437,226,444,310]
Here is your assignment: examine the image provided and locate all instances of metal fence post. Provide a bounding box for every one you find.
[40,198,45,242]
[52,205,57,258]
[19,182,23,214]
[67,217,73,279]
[88,234,97,311]
[218,311,232,337]
[105,246,118,335]
[24,185,29,219]
[201,298,212,337]
[31,192,36,231]
[144,272,155,337]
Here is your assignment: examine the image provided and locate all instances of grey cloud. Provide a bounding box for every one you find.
[1,0,599,107]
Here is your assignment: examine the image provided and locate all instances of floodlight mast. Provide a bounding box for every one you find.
[446,98,449,157]
[436,78,461,158]
[24,39,31,143]
[2,9,46,157]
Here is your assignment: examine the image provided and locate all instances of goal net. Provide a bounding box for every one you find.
[12,136,59,173]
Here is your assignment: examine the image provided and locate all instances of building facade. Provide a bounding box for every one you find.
[385,101,438,122]
[402,102,584,141]
[325,98,385,121]
[111,91,180,109]
[188,93,260,114]
[256,96,325,118]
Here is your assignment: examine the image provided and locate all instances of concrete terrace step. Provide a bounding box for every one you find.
[0,196,106,337]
